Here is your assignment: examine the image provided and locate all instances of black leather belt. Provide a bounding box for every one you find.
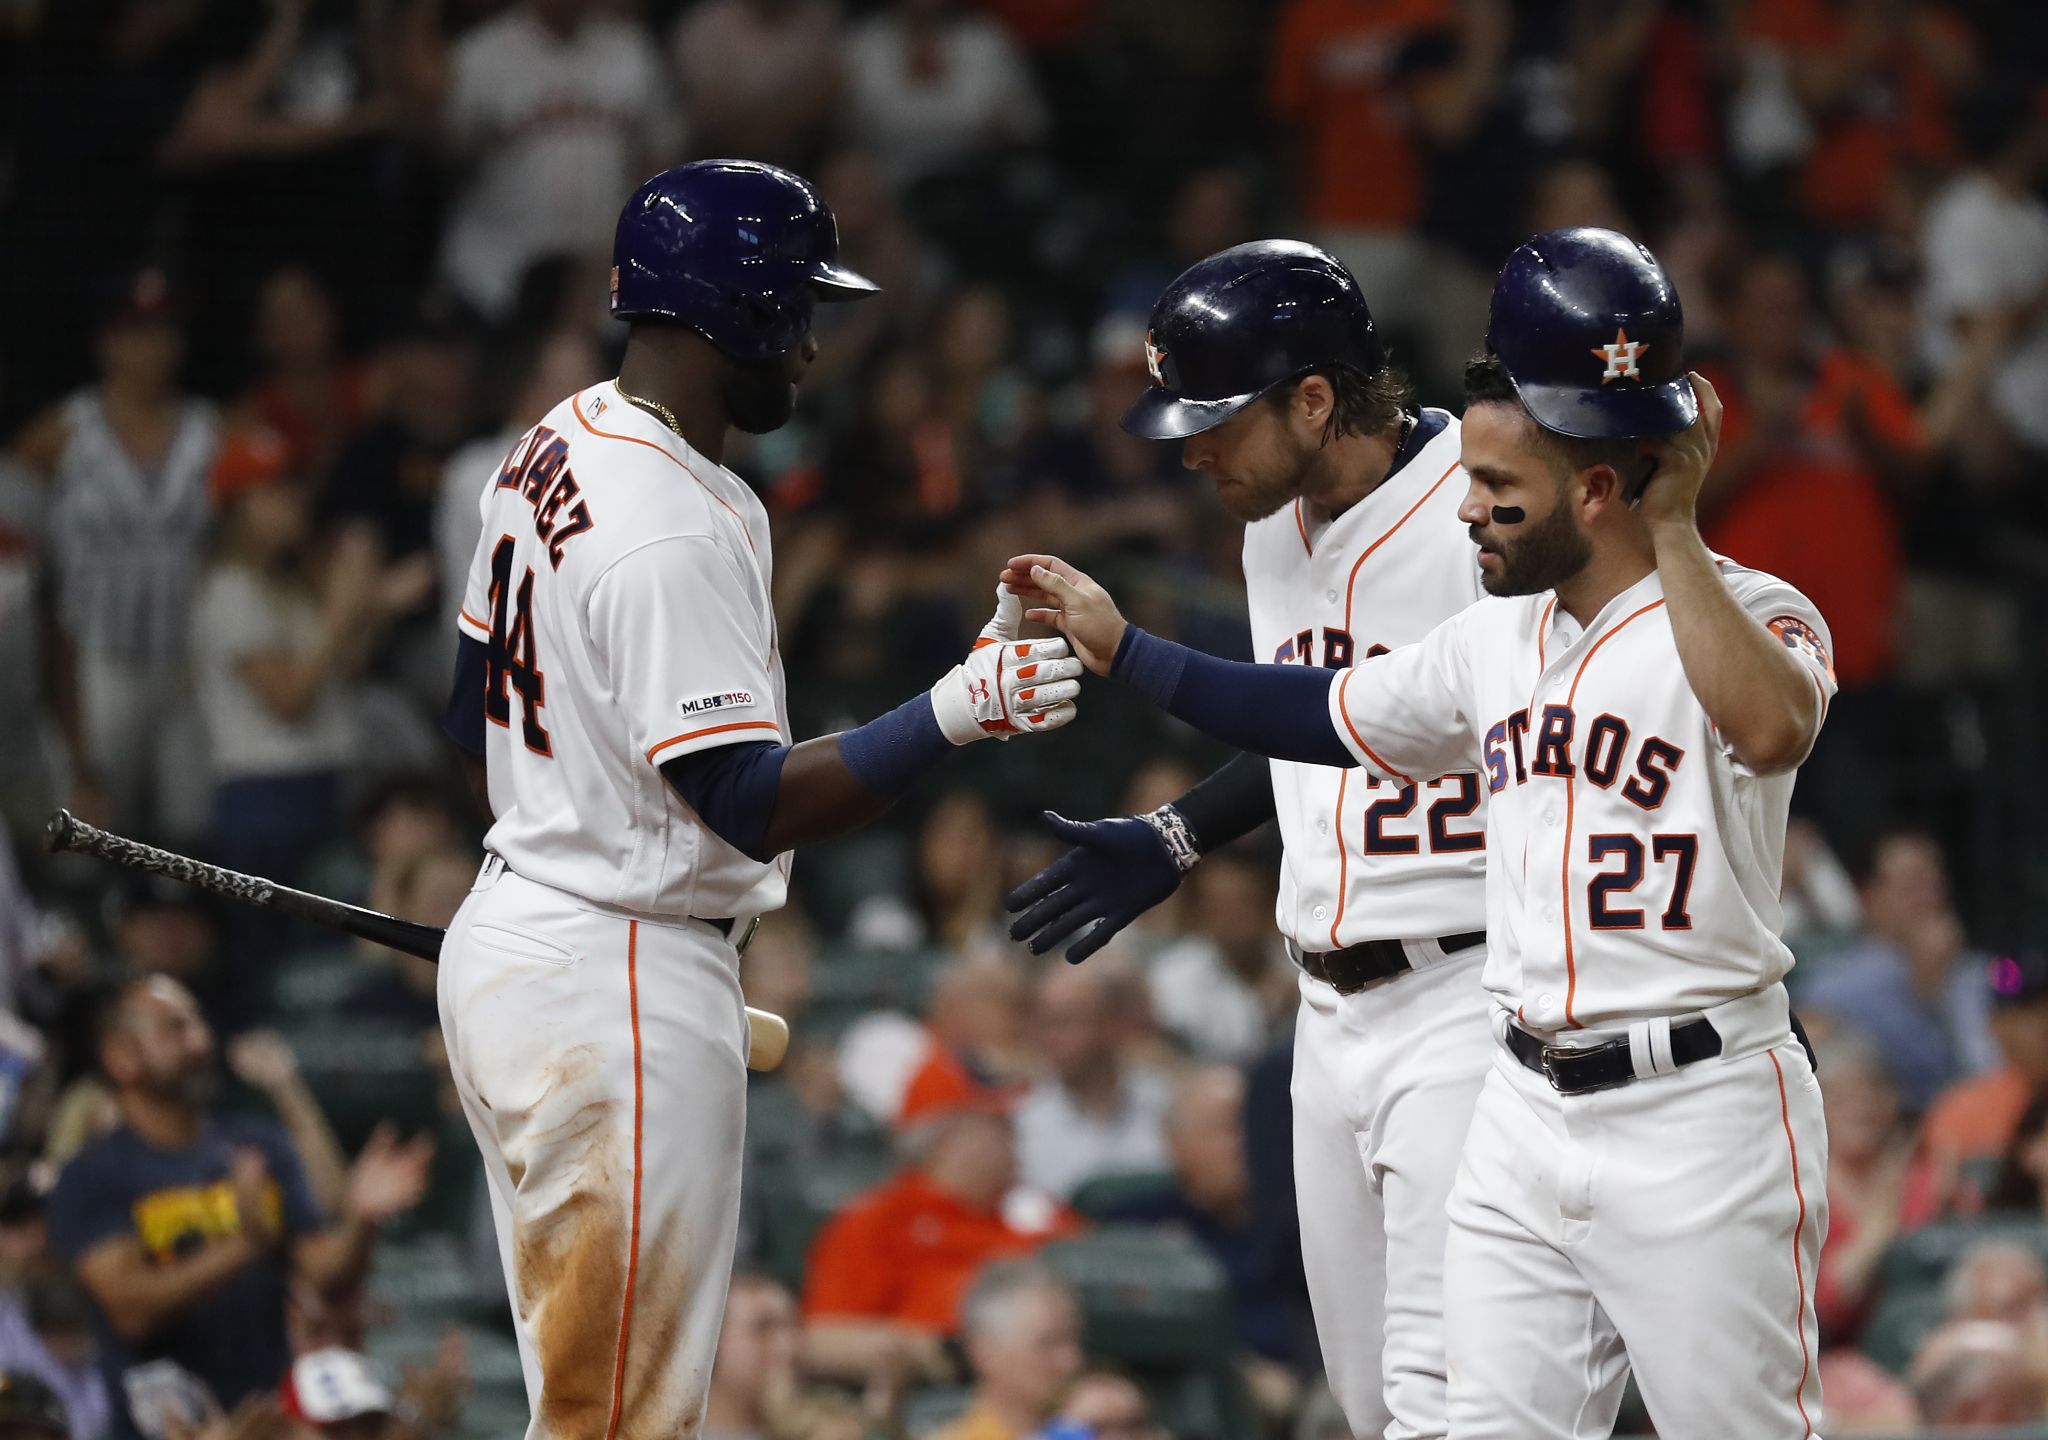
[1505,1017,1722,1095]
[1294,930,1486,995]
[700,917,735,939]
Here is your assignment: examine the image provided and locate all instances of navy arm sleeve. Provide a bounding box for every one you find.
[443,633,487,755]
[662,742,791,863]
[1113,627,1353,769]
[1173,750,1278,854]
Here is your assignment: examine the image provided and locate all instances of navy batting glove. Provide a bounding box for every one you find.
[1005,809,1191,964]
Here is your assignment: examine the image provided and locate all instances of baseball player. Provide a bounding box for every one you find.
[1006,240,1490,1440]
[1006,229,1832,1439]
[437,160,1081,1439]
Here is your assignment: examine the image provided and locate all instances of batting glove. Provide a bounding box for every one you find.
[1005,806,1199,964]
[929,589,1082,745]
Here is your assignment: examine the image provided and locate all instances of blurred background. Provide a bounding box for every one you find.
[0,0,2044,1437]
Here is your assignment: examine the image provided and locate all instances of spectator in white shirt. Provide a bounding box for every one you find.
[842,0,1046,187]
[1013,964,1170,1200]
[439,0,675,318]
[1148,854,1294,1064]
[190,429,431,987]
[1918,87,2048,458]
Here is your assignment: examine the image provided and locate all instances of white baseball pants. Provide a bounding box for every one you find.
[1442,989,1828,1439]
[1292,945,1494,1440]
[439,857,750,1439]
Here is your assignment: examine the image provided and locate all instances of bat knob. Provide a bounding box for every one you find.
[43,810,76,855]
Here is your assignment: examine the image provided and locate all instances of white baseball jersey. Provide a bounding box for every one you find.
[1325,559,1835,1030]
[1242,409,1489,951]
[456,382,791,920]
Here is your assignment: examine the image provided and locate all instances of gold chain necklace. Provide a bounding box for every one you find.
[614,380,685,439]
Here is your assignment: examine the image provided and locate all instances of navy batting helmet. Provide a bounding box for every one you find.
[1121,240,1385,441]
[1486,227,1696,440]
[611,160,878,361]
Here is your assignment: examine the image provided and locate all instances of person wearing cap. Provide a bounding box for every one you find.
[9,268,219,840]
[1003,227,1838,1437]
[278,1348,397,1440]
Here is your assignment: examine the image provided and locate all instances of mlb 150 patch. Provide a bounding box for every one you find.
[678,691,756,717]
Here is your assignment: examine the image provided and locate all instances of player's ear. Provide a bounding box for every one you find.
[1575,461,1626,520]
[1292,374,1336,436]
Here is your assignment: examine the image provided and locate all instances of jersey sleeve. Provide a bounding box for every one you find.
[586,535,783,768]
[1326,608,1479,785]
[1724,566,1839,767]
[457,525,494,645]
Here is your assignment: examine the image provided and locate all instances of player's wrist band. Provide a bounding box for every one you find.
[841,693,953,795]
[1141,804,1202,872]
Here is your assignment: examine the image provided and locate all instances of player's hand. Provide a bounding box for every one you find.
[928,589,1082,744]
[999,555,1127,676]
[1635,371,1724,527]
[1006,809,1192,963]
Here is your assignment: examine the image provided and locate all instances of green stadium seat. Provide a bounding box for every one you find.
[1875,1217,2048,1297]
[1068,1171,1177,1221]
[900,1384,973,1437]
[280,1018,440,1145]
[1040,1227,1232,1365]
[1859,1286,1951,1375]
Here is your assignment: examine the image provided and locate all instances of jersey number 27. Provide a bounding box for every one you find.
[487,534,552,756]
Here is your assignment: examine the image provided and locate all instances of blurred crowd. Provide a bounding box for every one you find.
[0,0,2044,1437]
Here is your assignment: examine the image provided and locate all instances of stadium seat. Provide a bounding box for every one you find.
[1040,1227,1233,1364]
[1068,1171,1177,1221]
[1858,1286,1951,1376]
[1875,1217,2048,1297]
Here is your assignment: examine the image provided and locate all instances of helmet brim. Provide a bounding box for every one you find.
[810,262,880,299]
[1511,374,1699,441]
[1120,387,1261,441]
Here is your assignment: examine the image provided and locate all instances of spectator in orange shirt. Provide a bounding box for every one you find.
[928,1261,1085,1440]
[1737,0,1976,230]
[1923,948,2048,1208]
[1698,251,1929,836]
[801,1094,1082,1386]
[1267,0,1457,376]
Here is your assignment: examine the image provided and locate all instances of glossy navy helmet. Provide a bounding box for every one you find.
[1486,227,1697,439]
[611,160,879,361]
[1121,240,1385,441]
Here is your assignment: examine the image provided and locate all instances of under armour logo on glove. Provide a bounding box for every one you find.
[930,588,1084,744]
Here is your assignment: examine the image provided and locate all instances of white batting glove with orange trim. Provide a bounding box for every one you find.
[929,590,1083,744]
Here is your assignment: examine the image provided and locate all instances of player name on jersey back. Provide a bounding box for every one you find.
[1242,410,1491,953]
[1326,556,1837,1031]
[456,382,791,921]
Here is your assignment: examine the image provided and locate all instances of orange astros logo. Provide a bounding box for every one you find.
[1145,331,1167,386]
[1767,616,1835,684]
[1591,328,1649,382]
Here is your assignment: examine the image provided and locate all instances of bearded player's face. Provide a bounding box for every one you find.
[1180,399,1318,523]
[1457,403,1595,597]
[724,333,819,435]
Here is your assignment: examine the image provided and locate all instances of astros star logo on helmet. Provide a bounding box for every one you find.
[1591,327,1649,383]
[1145,331,1168,386]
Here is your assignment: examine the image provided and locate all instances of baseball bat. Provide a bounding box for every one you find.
[42,810,790,1072]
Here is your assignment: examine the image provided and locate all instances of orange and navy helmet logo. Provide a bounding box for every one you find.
[1591,327,1648,383]
[1145,330,1167,386]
